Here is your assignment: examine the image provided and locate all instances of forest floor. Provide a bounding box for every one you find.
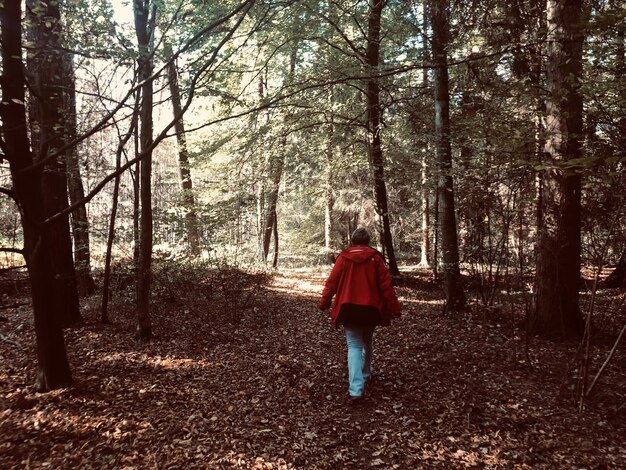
[0,267,625,469]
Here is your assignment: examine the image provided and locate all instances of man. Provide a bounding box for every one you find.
[320,228,401,403]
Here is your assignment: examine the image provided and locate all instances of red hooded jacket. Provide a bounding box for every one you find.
[320,245,401,326]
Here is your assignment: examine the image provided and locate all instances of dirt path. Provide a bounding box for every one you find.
[0,271,624,468]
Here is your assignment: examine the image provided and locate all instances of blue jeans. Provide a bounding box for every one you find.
[344,325,375,397]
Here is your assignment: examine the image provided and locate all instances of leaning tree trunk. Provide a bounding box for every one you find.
[63,52,96,297]
[531,0,586,340]
[431,0,465,311]
[133,0,156,340]
[165,43,201,257]
[26,0,82,327]
[1,0,72,391]
[366,0,399,275]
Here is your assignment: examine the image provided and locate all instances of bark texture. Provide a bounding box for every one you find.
[26,0,82,326]
[531,0,586,340]
[134,0,155,340]
[63,53,95,297]
[1,0,72,390]
[262,42,298,264]
[165,43,201,256]
[366,0,399,275]
[431,0,465,310]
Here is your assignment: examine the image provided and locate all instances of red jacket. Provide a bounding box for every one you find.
[320,245,401,326]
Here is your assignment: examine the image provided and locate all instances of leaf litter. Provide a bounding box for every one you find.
[0,269,624,469]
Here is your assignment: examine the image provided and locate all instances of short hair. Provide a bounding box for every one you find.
[351,228,371,245]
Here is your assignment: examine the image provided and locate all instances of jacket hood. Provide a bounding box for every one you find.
[340,245,379,264]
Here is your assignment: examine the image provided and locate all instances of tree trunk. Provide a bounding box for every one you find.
[272,211,279,268]
[134,0,156,340]
[431,0,465,310]
[419,155,431,269]
[26,0,82,327]
[1,0,72,391]
[366,0,399,275]
[324,101,336,265]
[418,3,431,270]
[165,43,201,257]
[101,93,141,323]
[261,157,283,261]
[531,0,586,340]
[262,42,298,263]
[63,52,96,297]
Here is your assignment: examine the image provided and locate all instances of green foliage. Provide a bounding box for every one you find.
[1,0,623,278]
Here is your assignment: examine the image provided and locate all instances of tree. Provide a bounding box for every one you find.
[0,0,72,390]
[418,3,431,270]
[431,0,465,311]
[165,42,201,257]
[366,0,399,275]
[133,0,157,340]
[261,29,300,266]
[63,52,96,297]
[26,0,82,326]
[530,0,586,339]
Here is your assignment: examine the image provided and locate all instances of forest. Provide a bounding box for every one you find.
[0,0,625,468]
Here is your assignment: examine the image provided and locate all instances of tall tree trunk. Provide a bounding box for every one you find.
[262,42,298,263]
[617,19,626,164]
[255,74,267,251]
[101,168,119,324]
[102,94,141,323]
[272,212,279,268]
[261,148,285,261]
[132,155,141,267]
[366,0,399,275]
[419,155,431,269]
[418,3,431,270]
[26,0,82,326]
[165,43,201,256]
[323,6,339,265]
[63,52,96,297]
[531,0,586,340]
[1,0,72,391]
[324,94,336,264]
[134,0,156,340]
[431,0,465,311]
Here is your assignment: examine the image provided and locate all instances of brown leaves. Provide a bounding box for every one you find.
[0,271,624,468]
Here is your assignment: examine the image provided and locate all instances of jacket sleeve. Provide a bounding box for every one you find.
[376,256,401,317]
[320,257,343,310]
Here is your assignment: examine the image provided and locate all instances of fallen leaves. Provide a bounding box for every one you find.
[0,270,624,468]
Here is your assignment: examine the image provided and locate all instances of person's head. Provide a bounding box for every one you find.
[350,227,371,246]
